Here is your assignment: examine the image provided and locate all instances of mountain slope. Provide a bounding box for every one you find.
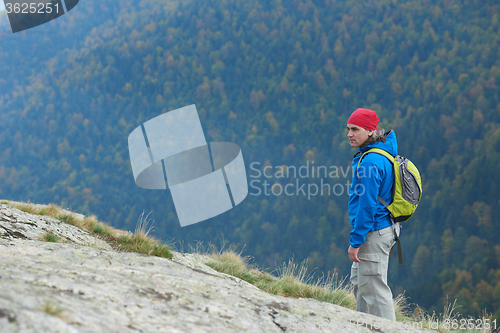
[0,0,499,318]
[0,203,431,333]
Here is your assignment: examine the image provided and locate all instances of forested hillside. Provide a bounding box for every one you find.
[0,0,499,319]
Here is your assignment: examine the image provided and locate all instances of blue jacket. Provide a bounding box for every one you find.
[348,131,397,248]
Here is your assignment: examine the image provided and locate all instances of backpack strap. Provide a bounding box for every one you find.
[356,148,395,178]
[395,235,403,265]
[357,149,403,265]
[379,195,403,265]
[389,218,403,265]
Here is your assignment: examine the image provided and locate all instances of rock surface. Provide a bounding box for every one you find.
[0,204,111,250]
[0,204,433,333]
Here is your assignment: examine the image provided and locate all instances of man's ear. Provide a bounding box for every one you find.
[368,130,374,137]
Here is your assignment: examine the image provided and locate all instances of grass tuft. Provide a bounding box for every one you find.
[12,201,36,214]
[58,213,79,226]
[117,233,172,258]
[82,214,114,237]
[116,212,173,259]
[206,250,261,284]
[135,211,155,236]
[40,301,64,318]
[37,204,61,217]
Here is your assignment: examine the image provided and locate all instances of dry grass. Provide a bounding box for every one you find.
[270,257,356,309]
[198,240,357,311]
[116,212,172,258]
[200,241,491,333]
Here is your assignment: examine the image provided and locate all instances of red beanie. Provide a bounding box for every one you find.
[347,108,380,131]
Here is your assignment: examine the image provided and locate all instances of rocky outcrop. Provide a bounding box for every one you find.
[0,204,111,250]
[0,204,433,332]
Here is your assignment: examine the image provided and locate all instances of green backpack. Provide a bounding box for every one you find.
[356,148,423,264]
[356,148,422,222]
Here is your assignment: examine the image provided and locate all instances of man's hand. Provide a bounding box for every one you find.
[348,245,360,262]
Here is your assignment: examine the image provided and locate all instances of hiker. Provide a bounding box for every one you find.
[346,108,400,321]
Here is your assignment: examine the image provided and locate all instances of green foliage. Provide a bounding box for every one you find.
[116,212,173,259]
[0,0,499,320]
[41,232,61,243]
[88,222,113,237]
[116,233,172,259]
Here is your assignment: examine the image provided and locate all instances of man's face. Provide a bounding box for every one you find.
[347,124,373,148]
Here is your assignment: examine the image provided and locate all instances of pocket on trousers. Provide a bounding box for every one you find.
[358,253,381,276]
[378,226,393,236]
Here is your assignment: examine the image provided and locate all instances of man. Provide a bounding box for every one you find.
[346,108,400,321]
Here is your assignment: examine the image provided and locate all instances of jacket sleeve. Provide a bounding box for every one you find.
[349,157,383,248]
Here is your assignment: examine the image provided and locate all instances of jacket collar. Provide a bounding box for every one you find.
[356,130,396,156]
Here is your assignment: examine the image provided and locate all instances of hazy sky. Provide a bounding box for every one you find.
[0,2,5,11]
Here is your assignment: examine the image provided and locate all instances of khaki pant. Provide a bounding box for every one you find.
[350,224,400,321]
